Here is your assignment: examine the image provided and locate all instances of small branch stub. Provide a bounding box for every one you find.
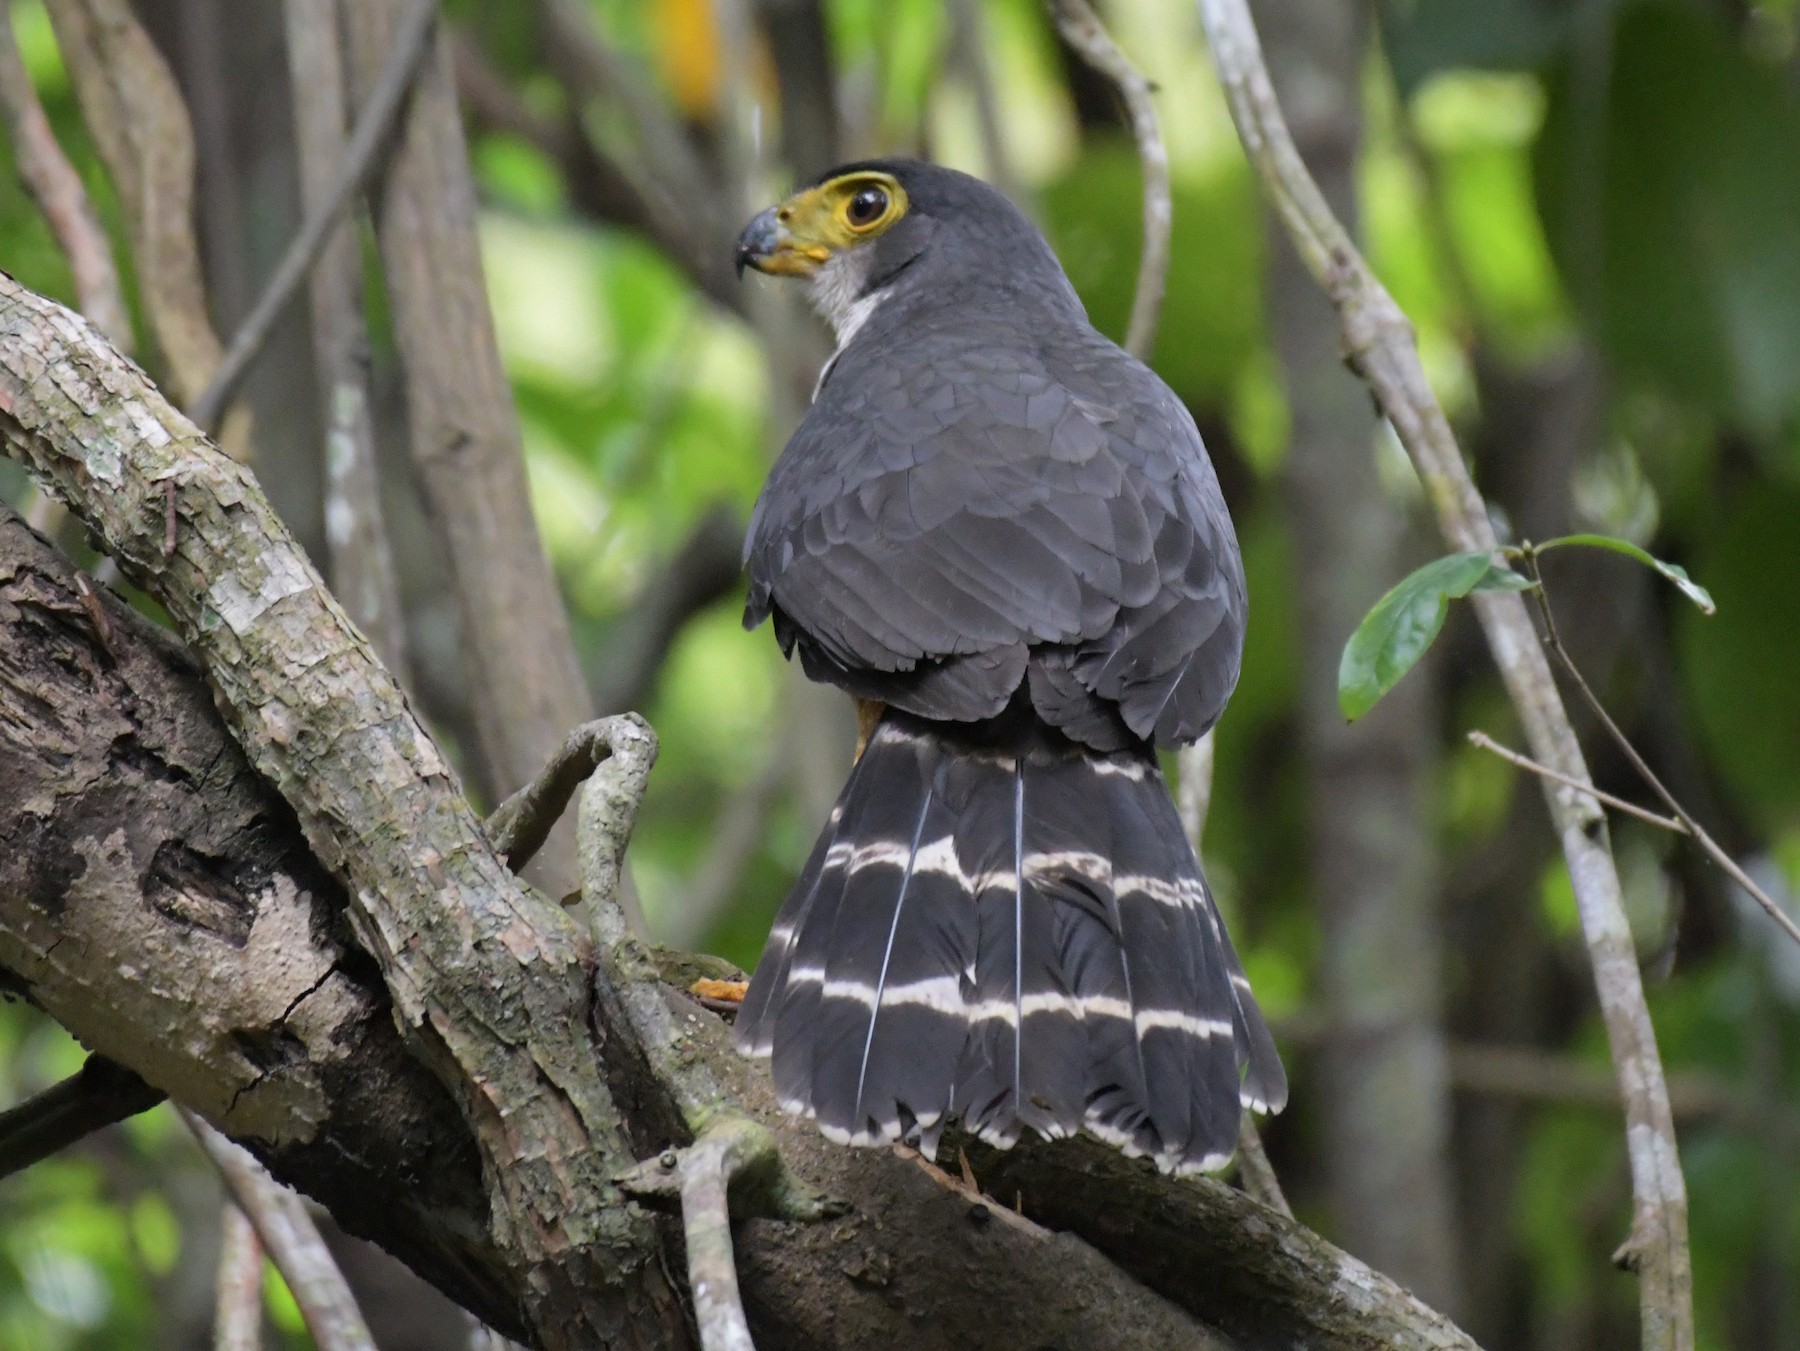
[619,1116,847,1351]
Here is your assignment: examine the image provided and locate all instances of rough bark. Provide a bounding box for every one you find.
[0,277,681,1350]
[0,505,508,1330]
[341,0,595,896]
[0,279,1485,1351]
[0,514,1219,1351]
[1258,0,1464,1313]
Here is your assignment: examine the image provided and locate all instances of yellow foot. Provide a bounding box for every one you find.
[690,977,748,1007]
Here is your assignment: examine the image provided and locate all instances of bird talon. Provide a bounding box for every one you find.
[690,977,748,1004]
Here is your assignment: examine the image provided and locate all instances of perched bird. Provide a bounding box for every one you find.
[732,159,1285,1174]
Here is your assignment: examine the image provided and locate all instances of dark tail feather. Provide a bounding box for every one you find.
[734,710,1285,1173]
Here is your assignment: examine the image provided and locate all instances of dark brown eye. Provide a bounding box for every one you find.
[847,186,888,228]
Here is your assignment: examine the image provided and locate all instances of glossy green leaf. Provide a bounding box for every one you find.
[1338,552,1534,720]
[1535,533,1716,613]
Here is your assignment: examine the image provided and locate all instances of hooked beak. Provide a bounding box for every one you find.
[735,206,831,279]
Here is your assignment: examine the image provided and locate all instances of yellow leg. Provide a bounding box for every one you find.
[853,698,886,763]
[690,978,748,1004]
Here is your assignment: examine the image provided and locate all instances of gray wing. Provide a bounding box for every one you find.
[745,322,1245,750]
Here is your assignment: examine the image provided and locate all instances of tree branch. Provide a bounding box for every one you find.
[0,0,130,349]
[42,0,242,456]
[1048,0,1170,361]
[0,276,1485,1351]
[187,1111,379,1351]
[189,0,438,435]
[1194,3,1693,1343]
[214,1203,265,1351]
[344,0,598,898]
[283,0,409,679]
[0,1056,163,1180]
[0,275,680,1349]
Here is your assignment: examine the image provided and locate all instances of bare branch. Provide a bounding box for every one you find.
[1449,1042,1800,1146]
[283,0,411,677]
[617,1120,791,1351]
[190,0,438,434]
[214,1204,265,1351]
[1047,0,1170,360]
[1193,3,1693,1341]
[1468,730,1686,836]
[42,0,238,453]
[187,1111,378,1351]
[0,0,130,348]
[1525,583,1800,951]
[344,0,599,899]
[0,1056,164,1180]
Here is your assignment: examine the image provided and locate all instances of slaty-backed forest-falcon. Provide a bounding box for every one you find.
[731,158,1286,1174]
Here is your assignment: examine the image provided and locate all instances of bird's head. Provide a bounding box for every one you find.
[735,159,1078,343]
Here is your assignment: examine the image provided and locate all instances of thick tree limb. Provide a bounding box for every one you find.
[967,1135,1478,1351]
[0,275,680,1350]
[1195,2,1693,1344]
[0,297,1487,1347]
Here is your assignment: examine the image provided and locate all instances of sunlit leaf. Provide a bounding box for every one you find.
[1338,551,1533,720]
[1534,532,1715,613]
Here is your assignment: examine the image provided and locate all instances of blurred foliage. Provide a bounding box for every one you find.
[2,0,1800,1347]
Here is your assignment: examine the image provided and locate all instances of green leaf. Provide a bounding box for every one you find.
[1338,552,1533,720]
[1535,533,1716,613]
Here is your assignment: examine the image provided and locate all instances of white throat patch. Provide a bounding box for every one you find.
[808,252,889,400]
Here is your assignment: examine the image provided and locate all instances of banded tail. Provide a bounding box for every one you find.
[735,706,1286,1175]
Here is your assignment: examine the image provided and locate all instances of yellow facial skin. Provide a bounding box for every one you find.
[738,172,909,277]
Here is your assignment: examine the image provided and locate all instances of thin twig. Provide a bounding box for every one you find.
[1449,1042,1800,1148]
[1234,1112,1293,1219]
[1047,0,1170,360]
[1194,3,1693,1342]
[1176,696,1292,1221]
[676,1134,754,1351]
[617,1116,843,1351]
[214,1204,265,1351]
[0,0,131,348]
[1526,581,1800,951]
[1468,731,1686,835]
[189,0,437,434]
[0,1055,165,1180]
[184,1111,377,1351]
